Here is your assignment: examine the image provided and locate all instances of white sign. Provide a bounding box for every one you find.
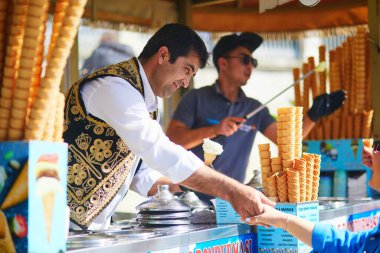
[299,0,321,7]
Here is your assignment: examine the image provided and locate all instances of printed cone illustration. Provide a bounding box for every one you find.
[1,162,28,210]
[42,191,55,243]
[0,211,16,253]
[204,152,217,166]
[35,154,61,244]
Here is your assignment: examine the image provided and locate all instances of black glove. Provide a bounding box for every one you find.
[307,89,347,122]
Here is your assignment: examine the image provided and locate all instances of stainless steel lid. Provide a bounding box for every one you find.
[179,191,211,209]
[137,218,191,225]
[136,185,191,212]
[137,211,191,220]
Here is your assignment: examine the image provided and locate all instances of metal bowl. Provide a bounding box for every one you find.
[136,185,191,212]
[179,191,210,209]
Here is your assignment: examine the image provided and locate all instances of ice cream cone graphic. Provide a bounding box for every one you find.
[351,139,359,159]
[35,154,62,244]
[202,138,223,167]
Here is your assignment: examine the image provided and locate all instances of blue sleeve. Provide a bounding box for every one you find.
[171,90,197,128]
[312,223,368,252]
[256,106,275,133]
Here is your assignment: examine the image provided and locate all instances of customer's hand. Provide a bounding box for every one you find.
[307,89,347,122]
[230,186,275,220]
[369,151,380,191]
[362,146,374,169]
[245,204,287,229]
[215,116,245,136]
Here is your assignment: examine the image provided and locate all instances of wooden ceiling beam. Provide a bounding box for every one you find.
[192,0,237,8]
[192,5,367,32]
[192,0,366,13]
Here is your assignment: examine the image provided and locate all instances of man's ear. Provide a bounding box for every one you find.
[217,57,227,70]
[158,46,170,64]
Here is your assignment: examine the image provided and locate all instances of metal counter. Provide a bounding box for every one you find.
[68,223,252,253]
[68,199,380,253]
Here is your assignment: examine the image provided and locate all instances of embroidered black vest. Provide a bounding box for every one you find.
[63,58,157,230]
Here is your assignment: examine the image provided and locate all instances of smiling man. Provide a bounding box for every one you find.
[166,32,346,202]
[64,24,274,230]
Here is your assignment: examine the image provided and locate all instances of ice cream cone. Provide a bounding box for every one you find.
[202,138,223,166]
[1,162,28,210]
[204,152,217,166]
[42,191,55,243]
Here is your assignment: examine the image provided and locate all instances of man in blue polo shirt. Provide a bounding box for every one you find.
[166,33,346,192]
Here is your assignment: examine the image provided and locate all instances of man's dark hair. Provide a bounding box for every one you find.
[139,23,209,68]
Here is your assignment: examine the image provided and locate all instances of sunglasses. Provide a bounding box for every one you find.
[224,54,258,68]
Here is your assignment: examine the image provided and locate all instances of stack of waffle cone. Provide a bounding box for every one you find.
[271,157,282,173]
[293,68,302,107]
[311,154,321,201]
[277,107,296,161]
[276,171,287,202]
[258,143,271,196]
[294,107,303,158]
[303,153,315,201]
[26,0,87,140]
[294,157,307,202]
[0,0,27,140]
[9,0,49,140]
[287,169,300,203]
[354,28,366,112]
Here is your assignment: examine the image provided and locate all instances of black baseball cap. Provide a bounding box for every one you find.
[212,32,263,67]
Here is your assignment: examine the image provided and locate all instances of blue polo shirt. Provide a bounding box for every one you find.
[172,82,275,183]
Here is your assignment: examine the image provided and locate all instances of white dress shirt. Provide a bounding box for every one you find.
[73,60,203,230]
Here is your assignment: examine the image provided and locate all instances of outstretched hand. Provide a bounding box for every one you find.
[307,89,347,122]
[245,204,287,229]
[229,186,275,221]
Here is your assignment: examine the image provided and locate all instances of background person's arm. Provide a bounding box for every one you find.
[166,117,245,149]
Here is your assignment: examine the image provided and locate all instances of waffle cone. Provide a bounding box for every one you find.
[258,143,270,151]
[266,173,278,197]
[204,152,217,166]
[276,171,288,202]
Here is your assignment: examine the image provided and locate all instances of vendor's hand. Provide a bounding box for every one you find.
[245,204,288,229]
[362,146,374,169]
[215,116,245,136]
[307,89,347,122]
[230,186,275,221]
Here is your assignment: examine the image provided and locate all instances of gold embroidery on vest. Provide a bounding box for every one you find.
[64,58,155,229]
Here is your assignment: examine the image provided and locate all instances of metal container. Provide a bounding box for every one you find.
[67,234,116,249]
[179,191,210,209]
[136,185,191,212]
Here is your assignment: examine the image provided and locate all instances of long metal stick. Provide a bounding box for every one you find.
[243,64,323,120]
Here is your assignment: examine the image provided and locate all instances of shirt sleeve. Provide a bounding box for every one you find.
[81,76,204,184]
[129,161,163,197]
[171,90,197,128]
[256,105,275,133]
[312,223,368,252]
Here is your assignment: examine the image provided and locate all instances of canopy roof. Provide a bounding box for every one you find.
[78,0,368,34]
